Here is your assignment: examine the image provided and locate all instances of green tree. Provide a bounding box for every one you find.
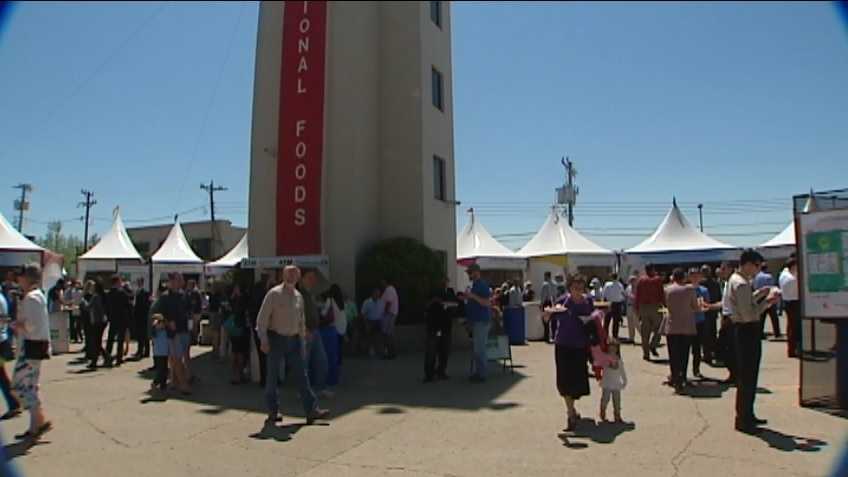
[36,221,85,273]
[356,237,445,325]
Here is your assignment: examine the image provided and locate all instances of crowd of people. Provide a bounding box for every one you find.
[541,249,798,435]
[0,247,804,443]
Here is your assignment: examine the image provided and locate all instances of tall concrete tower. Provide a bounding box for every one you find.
[248,1,457,295]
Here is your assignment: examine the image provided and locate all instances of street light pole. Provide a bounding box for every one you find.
[697,203,704,232]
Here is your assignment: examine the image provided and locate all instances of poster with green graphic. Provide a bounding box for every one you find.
[800,208,848,317]
[806,230,846,293]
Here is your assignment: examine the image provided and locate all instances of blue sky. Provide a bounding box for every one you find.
[1,1,846,251]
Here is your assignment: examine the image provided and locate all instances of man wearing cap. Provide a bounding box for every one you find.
[464,264,492,383]
[729,249,781,434]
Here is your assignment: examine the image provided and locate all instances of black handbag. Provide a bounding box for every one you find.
[23,340,50,360]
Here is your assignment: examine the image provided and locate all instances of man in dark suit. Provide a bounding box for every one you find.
[133,278,151,359]
[423,278,459,383]
[104,275,132,367]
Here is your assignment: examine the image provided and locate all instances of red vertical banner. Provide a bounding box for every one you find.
[276,0,327,255]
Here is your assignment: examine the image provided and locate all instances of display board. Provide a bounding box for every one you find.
[799,208,848,317]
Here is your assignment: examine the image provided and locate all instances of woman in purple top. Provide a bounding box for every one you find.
[546,274,597,431]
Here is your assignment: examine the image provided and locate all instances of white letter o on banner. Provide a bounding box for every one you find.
[294,163,307,180]
[299,18,310,33]
[295,142,307,159]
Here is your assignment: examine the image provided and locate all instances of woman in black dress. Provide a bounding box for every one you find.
[545,274,598,431]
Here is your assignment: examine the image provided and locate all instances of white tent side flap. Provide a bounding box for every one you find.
[206,233,248,272]
[0,211,44,253]
[625,200,739,264]
[518,210,614,259]
[151,221,204,264]
[79,211,143,261]
[456,214,517,261]
[760,221,794,249]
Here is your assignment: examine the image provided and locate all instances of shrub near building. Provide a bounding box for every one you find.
[356,238,445,325]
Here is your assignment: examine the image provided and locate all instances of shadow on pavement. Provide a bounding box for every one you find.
[2,439,48,461]
[133,348,527,422]
[756,428,827,452]
[558,418,636,448]
[684,381,731,399]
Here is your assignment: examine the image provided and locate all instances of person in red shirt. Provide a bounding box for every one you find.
[635,264,665,361]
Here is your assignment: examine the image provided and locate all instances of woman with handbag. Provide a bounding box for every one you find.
[10,263,52,441]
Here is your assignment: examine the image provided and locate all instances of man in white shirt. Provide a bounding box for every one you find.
[380,279,399,359]
[507,281,523,308]
[256,265,328,425]
[602,273,626,340]
[729,250,781,434]
[779,258,800,358]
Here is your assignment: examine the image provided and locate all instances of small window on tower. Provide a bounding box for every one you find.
[430,1,442,28]
[432,67,444,111]
[433,156,446,201]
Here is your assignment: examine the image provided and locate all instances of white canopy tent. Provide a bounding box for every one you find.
[0,211,44,267]
[151,221,205,290]
[456,210,525,290]
[206,233,247,275]
[77,210,144,278]
[624,199,740,268]
[758,221,796,260]
[518,209,616,288]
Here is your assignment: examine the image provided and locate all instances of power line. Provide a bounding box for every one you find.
[0,2,168,163]
[175,4,245,207]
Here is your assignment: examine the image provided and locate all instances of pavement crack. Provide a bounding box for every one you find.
[670,399,710,477]
[72,407,131,449]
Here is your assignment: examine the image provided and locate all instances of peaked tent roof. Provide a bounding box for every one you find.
[0,211,43,252]
[151,221,203,264]
[626,200,737,254]
[207,233,248,268]
[79,211,142,261]
[760,221,795,249]
[457,213,518,260]
[518,209,613,258]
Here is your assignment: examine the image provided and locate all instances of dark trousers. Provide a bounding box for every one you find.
[692,321,708,374]
[784,300,801,357]
[106,322,127,363]
[760,305,781,338]
[424,329,452,379]
[252,329,267,386]
[667,334,693,388]
[702,312,718,362]
[153,356,168,388]
[604,302,624,339]
[87,322,107,364]
[0,360,19,413]
[719,317,736,378]
[734,322,763,426]
[366,320,383,355]
[69,313,81,342]
[136,318,150,357]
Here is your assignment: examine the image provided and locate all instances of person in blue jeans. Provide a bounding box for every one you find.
[257,266,328,425]
[464,264,492,383]
[299,270,330,397]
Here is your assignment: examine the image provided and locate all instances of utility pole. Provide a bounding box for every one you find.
[697,203,704,232]
[560,157,578,226]
[12,183,33,232]
[78,189,97,251]
[200,180,227,258]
